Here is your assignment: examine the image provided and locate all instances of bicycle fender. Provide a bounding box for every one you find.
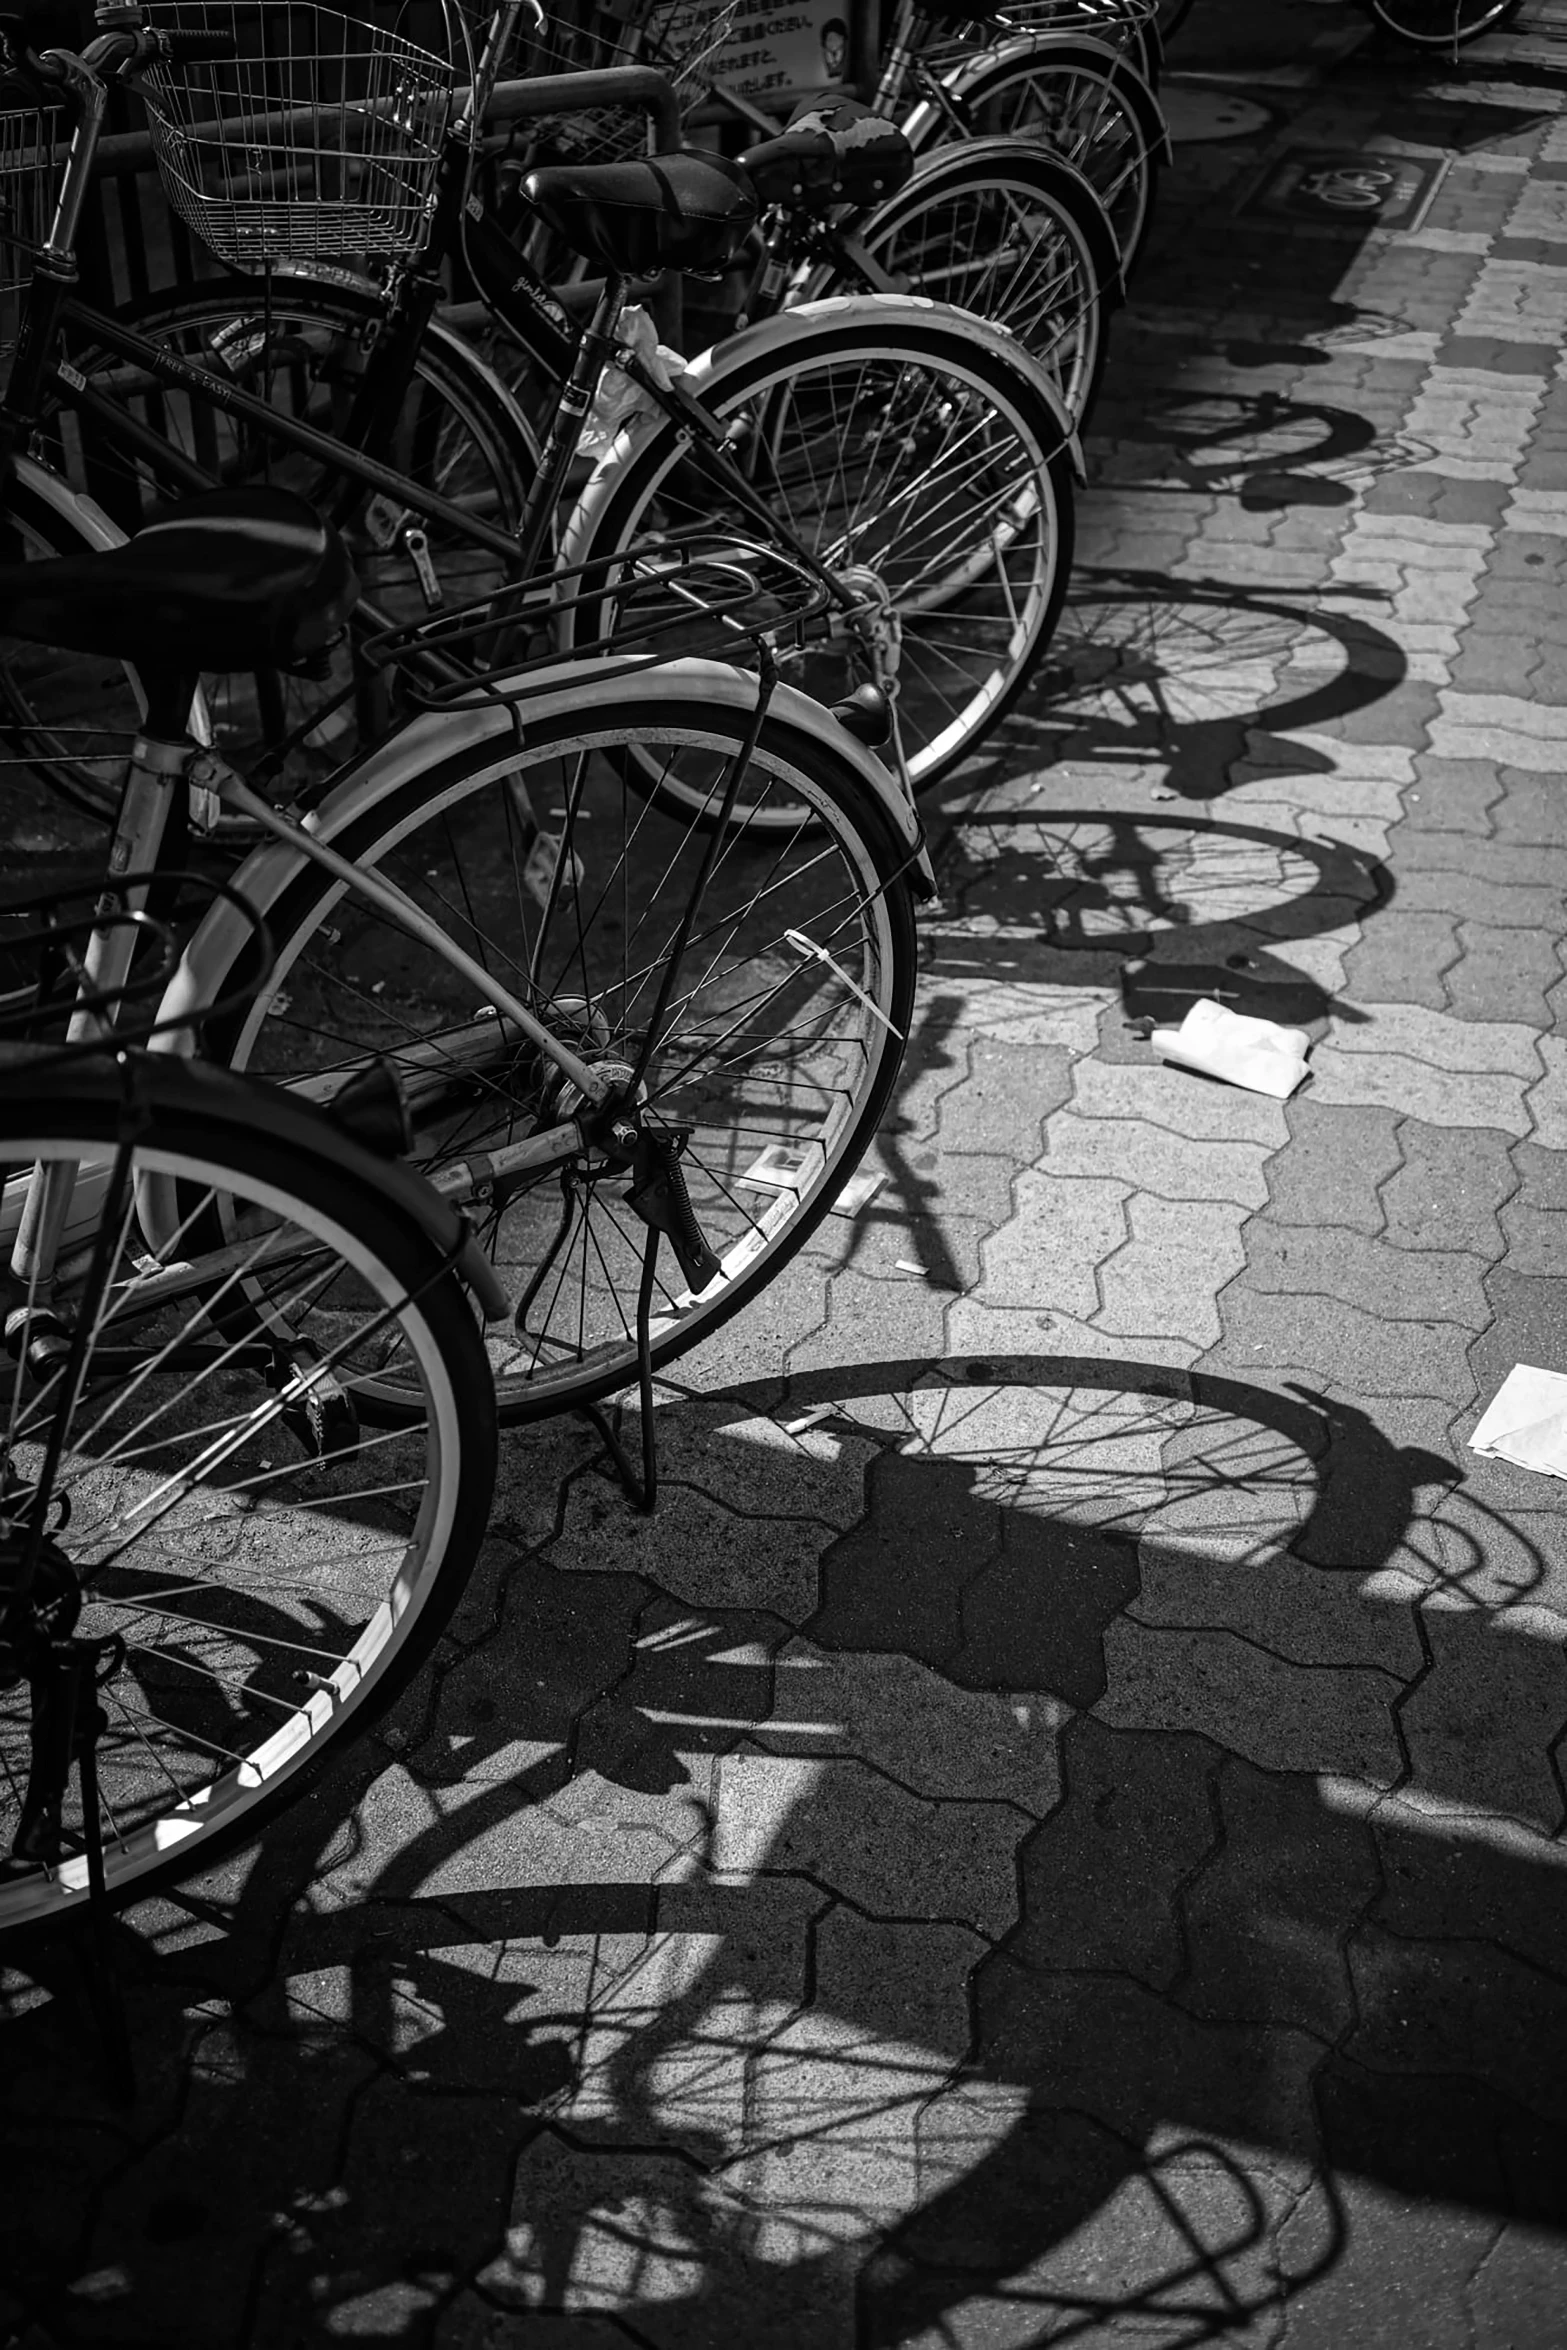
[901,33,1173,166]
[12,453,126,550]
[161,656,934,1053]
[562,289,1083,509]
[862,134,1125,308]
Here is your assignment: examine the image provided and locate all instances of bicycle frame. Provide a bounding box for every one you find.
[0,24,877,696]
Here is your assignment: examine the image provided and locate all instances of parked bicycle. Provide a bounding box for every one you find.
[0,879,500,1947]
[0,0,1079,819]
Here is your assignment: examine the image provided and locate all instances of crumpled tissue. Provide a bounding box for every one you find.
[1151,997,1312,1100]
[1468,1363,1567,1480]
[581,305,686,462]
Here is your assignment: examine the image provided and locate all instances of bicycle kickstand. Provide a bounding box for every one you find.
[15,1637,137,2104]
[575,1128,723,1517]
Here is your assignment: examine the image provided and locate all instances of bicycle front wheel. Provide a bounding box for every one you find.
[192,675,918,1423]
[563,296,1076,812]
[800,141,1121,429]
[0,1059,496,1933]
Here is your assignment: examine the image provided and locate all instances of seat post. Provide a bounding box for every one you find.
[513,273,631,583]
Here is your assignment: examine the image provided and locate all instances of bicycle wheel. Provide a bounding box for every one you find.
[562,295,1076,816]
[799,140,1121,430]
[913,41,1166,276]
[1367,0,1518,44]
[0,1058,496,1932]
[0,461,142,823]
[57,276,537,778]
[187,672,917,1423]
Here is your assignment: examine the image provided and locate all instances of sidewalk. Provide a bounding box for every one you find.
[7,12,1567,2347]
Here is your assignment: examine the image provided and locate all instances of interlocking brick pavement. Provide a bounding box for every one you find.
[8,2,1567,2344]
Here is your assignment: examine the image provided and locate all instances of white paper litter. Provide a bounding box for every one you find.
[1151,997,1312,1100]
[1469,1364,1567,1480]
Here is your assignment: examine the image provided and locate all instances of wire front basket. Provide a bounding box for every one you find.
[140,3,459,267]
[0,94,64,371]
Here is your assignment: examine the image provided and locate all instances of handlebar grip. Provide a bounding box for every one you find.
[155,25,237,57]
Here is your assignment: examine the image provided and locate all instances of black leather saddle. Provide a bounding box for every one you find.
[917,0,1007,20]
[741,100,913,213]
[522,149,758,278]
[0,485,358,674]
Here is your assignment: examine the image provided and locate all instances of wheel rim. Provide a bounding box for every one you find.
[0,1134,462,1929]
[587,337,1064,801]
[71,296,527,781]
[861,177,1106,424]
[966,67,1152,269]
[222,717,907,1417]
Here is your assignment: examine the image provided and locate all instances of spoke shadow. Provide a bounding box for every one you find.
[9,1360,1563,2341]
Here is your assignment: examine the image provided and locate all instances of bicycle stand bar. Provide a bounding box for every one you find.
[574,1226,662,1514]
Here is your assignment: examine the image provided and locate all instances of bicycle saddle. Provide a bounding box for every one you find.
[0,486,358,675]
[522,149,758,278]
[740,100,913,212]
[917,0,1009,19]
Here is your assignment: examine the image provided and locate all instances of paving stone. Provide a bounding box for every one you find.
[1369,1792,1567,1980]
[1043,1113,1276,1206]
[1135,1539,1425,1680]
[710,1749,1027,1937]
[1498,1135,1567,1270]
[1242,1222,1492,1328]
[1380,1118,1518,1255]
[1205,1286,1481,1404]
[1181,1757,1380,2039]
[478,2131,858,2349]
[1006,1718,1218,1987]
[1095,1616,1407,1781]
[1343,1924,1567,2124]
[753,1639,1065,1814]
[1395,1605,1567,1834]
[1260,1100,1403,1233]
[1095,1193,1252,1346]
[977,1171,1129,1322]
[1406,753,1504,834]
[1338,907,1458,1010]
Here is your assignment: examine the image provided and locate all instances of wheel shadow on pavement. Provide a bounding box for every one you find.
[8,1358,1565,2343]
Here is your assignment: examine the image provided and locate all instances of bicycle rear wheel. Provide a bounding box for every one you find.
[800,140,1121,429]
[562,296,1076,813]
[917,42,1165,276]
[57,277,536,781]
[0,1059,496,1931]
[187,676,918,1424]
[1366,0,1518,44]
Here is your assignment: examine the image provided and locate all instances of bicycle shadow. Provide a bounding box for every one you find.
[10,1358,1564,2343]
[956,563,1409,807]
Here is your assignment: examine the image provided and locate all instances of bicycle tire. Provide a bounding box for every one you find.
[57,274,538,779]
[909,39,1166,276]
[561,295,1077,818]
[181,670,918,1424]
[1366,0,1519,45]
[0,1057,497,1932]
[797,139,1122,430]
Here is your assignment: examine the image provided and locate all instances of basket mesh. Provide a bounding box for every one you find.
[0,98,64,368]
[141,3,458,266]
[504,0,742,165]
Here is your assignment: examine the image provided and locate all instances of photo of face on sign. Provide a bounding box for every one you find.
[820,14,849,79]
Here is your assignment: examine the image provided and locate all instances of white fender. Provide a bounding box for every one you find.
[160,652,935,1040]
[560,289,1083,565]
[900,31,1173,165]
[12,451,127,549]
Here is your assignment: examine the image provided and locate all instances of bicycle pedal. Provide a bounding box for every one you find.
[271,1344,360,1462]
